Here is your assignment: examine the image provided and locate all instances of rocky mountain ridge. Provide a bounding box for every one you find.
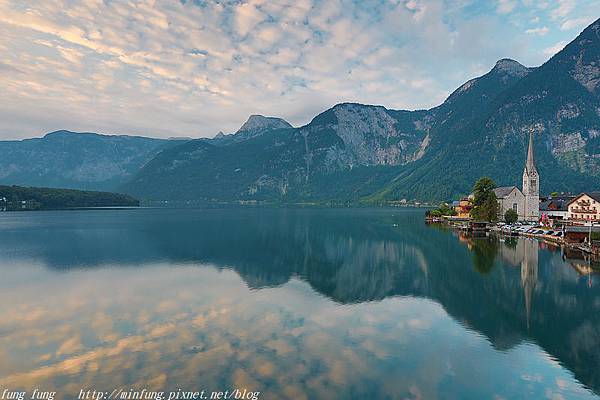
[236,115,292,136]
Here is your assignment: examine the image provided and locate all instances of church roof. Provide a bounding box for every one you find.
[494,186,520,199]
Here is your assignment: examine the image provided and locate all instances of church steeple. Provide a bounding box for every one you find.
[524,129,537,175]
[522,127,540,221]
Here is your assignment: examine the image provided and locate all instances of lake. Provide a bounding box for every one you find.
[0,208,598,400]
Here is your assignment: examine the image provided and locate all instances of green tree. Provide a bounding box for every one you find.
[470,177,498,222]
[504,208,518,224]
[437,202,457,216]
[429,209,442,217]
[483,195,499,222]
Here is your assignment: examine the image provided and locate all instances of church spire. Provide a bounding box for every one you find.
[522,126,540,221]
[525,128,536,173]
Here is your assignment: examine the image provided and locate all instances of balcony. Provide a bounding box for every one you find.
[570,207,597,214]
[570,215,598,221]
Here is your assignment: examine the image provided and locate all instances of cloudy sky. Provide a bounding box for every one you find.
[0,0,597,139]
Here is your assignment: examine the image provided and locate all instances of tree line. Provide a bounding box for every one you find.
[0,185,139,211]
[428,177,518,223]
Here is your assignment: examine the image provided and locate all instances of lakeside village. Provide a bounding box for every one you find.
[426,130,600,258]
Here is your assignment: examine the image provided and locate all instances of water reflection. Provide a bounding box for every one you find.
[463,235,540,328]
[0,208,599,399]
[520,239,538,331]
[439,229,600,393]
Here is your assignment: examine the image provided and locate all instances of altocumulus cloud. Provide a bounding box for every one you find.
[0,0,597,139]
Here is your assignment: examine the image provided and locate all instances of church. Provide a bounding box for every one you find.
[493,130,540,222]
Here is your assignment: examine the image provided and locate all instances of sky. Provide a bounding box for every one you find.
[0,0,598,140]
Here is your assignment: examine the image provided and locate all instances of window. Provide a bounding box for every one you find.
[531,180,536,188]
[512,203,518,211]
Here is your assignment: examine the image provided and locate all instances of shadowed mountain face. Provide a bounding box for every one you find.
[0,207,599,394]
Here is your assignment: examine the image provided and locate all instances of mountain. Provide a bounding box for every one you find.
[4,19,600,203]
[371,18,600,201]
[0,130,177,191]
[207,115,293,146]
[236,114,292,137]
[125,20,600,203]
[124,104,433,201]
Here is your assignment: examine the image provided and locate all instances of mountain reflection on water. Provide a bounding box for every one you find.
[0,208,598,399]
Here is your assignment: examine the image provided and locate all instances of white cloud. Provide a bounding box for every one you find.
[0,0,588,139]
[497,0,517,14]
[406,0,419,11]
[542,40,568,56]
[550,0,575,20]
[235,2,265,38]
[560,16,595,31]
[525,26,549,35]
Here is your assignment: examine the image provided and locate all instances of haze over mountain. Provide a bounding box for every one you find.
[2,18,600,202]
[0,131,176,191]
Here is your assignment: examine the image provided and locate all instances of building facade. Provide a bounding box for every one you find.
[452,196,473,219]
[494,186,525,220]
[522,130,540,222]
[568,192,600,223]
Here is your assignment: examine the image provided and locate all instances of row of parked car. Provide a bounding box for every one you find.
[498,223,564,238]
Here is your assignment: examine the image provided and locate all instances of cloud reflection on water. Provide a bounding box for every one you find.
[0,209,598,399]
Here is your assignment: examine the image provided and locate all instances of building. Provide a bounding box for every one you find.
[494,186,525,219]
[522,129,540,222]
[494,129,540,222]
[539,194,575,221]
[567,192,600,223]
[564,225,600,243]
[452,196,473,219]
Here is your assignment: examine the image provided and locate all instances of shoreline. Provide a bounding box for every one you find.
[426,217,600,264]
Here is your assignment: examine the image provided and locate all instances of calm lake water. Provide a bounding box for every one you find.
[0,208,599,400]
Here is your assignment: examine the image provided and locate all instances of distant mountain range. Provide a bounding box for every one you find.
[0,130,178,191]
[2,18,599,203]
